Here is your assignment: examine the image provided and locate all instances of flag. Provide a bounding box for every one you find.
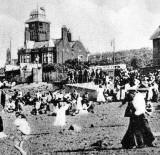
[40,7,45,12]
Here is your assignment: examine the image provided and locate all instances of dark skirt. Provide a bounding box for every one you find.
[0,116,3,132]
[121,114,155,149]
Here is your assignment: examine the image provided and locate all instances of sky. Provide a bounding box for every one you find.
[0,0,160,67]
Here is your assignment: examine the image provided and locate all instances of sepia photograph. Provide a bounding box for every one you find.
[0,0,160,154]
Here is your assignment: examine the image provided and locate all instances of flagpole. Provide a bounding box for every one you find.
[101,50,102,61]
[112,39,115,65]
[112,39,116,89]
[37,0,39,11]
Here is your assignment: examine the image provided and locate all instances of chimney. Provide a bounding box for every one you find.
[61,25,68,41]
[67,30,72,42]
[24,26,30,48]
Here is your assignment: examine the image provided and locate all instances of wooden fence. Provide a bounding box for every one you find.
[42,71,67,83]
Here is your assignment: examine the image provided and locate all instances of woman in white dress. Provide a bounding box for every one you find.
[76,93,83,113]
[97,85,105,104]
[76,93,88,114]
[54,102,70,127]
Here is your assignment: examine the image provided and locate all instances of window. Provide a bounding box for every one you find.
[34,54,40,63]
[39,22,43,28]
[43,53,48,63]
[21,55,25,63]
[26,55,30,63]
[21,55,30,63]
[48,53,53,63]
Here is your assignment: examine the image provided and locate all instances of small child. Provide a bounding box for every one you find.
[97,85,105,104]
[14,112,31,155]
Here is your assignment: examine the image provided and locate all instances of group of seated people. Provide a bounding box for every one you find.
[52,90,95,116]
[5,89,95,116]
[0,80,16,89]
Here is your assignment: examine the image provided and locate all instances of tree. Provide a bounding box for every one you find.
[64,59,89,70]
[130,57,143,69]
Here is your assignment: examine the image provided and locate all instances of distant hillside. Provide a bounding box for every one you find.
[89,47,153,68]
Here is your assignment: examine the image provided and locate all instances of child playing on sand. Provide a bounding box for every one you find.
[97,85,105,104]
[14,112,31,155]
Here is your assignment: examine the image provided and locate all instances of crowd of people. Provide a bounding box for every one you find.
[93,68,159,103]
[66,67,159,105]
[67,68,111,85]
[0,67,159,153]
[113,68,158,149]
[4,88,95,116]
[0,87,96,154]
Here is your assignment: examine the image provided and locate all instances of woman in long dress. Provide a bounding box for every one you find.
[97,85,105,104]
[120,89,155,149]
[54,102,70,127]
[75,93,83,113]
[0,115,7,139]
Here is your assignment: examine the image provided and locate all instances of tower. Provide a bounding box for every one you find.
[67,29,72,42]
[61,25,68,41]
[61,26,72,41]
[5,40,11,65]
[25,7,50,42]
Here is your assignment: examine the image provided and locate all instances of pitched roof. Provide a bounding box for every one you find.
[54,39,61,46]
[150,26,160,40]
[69,41,76,48]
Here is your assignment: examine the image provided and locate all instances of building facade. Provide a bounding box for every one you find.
[18,7,88,65]
[151,26,160,66]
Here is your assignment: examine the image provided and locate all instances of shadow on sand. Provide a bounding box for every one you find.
[90,124,125,128]
[54,147,125,154]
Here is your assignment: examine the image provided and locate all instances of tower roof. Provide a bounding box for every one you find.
[25,7,50,24]
[150,26,160,40]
